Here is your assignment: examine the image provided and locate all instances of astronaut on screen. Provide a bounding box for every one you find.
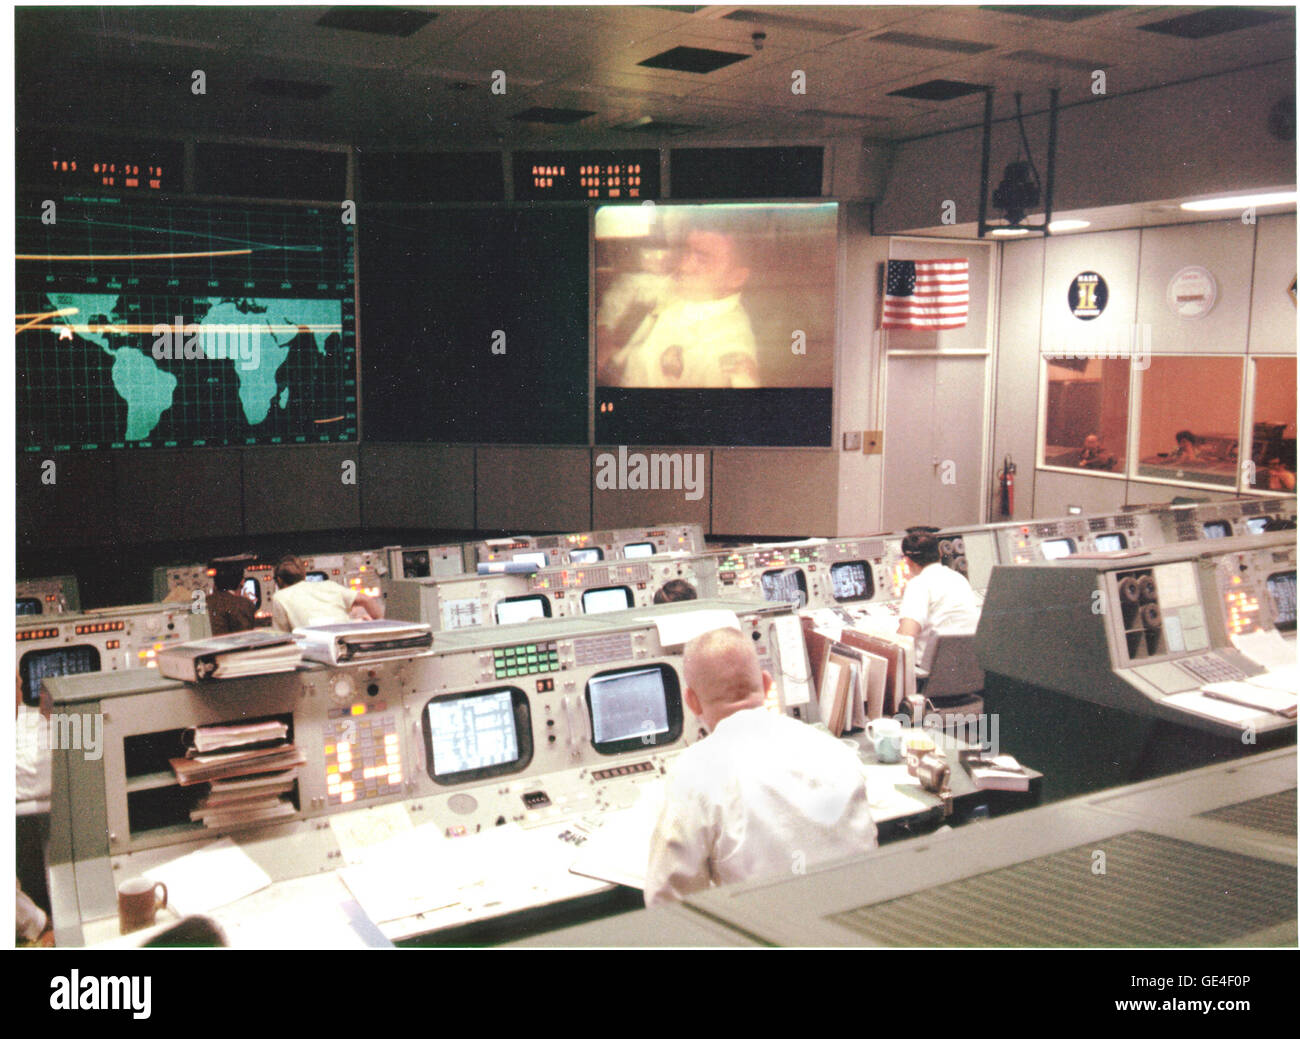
[600,228,760,390]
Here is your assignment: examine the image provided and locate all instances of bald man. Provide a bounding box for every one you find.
[644,626,877,906]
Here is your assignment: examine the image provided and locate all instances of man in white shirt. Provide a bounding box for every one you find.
[644,626,877,907]
[270,555,383,632]
[606,230,760,389]
[897,532,982,662]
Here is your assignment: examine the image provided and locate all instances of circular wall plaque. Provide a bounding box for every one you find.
[1167,266,1217,318]
[1069,271,1108,320]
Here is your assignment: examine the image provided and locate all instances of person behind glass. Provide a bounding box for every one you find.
[653,579,698,604]
[896,531,982,661]
[205,558,258,636]
[1172,430,1202,463]
[1261,453,1297,492]
[1078,433,1117,471]
[270,555,383,632]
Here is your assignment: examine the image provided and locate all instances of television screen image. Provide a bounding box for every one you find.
[1040,538,1076,560]
[1094,533,1127,552]
[569,547,603,564]
[424,687,531,783]
[1203,521,1231,539]
[623,542,655,559]
[595,203,836,391]
[495,595,550,625]
[21,645,101,705]
[582,586,634,614]
[585,663,683,754]
[761,567,808,607]
[830,561,873,603]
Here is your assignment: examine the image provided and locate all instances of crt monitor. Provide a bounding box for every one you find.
[1267,571,1296,632]
[422,687,533,785]
[830,561,874,602]
[512,551,548,569]
[1203,521,1231,539]
[16,597,42,616]
[1040,538,1076,560]
[241,578,262,609]
[569,547,603,564]
[305,572,329,583]
[20,645,101,706]
[582,586,634,614]
[623,542,655,559]
[494,594,551,625]
[761,567,808,607]
[1246,517,1270,535]
[402,550,431,579]
[1094,533,1127,552]
[585,663,684,755]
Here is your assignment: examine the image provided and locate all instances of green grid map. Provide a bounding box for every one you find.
[17,196,356,451]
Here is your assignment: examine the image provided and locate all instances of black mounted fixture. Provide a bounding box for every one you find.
[978,88,1059,237]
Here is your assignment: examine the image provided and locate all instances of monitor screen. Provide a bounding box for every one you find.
[402,550,431,578]
[569,547,603,564]
[1267,571,1296,632]
[582,586,634,614]
[1094,533,1127,552]
[585,664,683,755]
[512,551,547,569]
[305,571,328,583]
[761,566,808,607]
[623,542,655,559]
[1040,538,1076,560]
[423,687,532,784]
[494,595,551,625]
[20,645,101,706]
[1203,521,1231,539]
[241,578,262,608]
[830,561,873,603]
[16,597,42,616]
[1246,517,1269,535]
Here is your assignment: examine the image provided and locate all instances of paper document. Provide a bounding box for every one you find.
[1231,629,1298,671]
[568,784,667,889]
[1164,691,1274,727]
[652,609,740,649]
[143,837,272,915]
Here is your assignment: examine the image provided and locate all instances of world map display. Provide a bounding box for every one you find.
[17,196,356,451]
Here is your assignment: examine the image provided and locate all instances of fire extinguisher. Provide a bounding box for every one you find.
[998,455,1016,517]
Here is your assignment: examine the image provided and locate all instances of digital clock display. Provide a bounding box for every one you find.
[514,150,659,202]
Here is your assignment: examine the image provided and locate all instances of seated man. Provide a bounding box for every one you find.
[1077,433,1117,471]
[896,532,982,664]
[205,558,258,636]
[644,627,877,906]
[270,555,383,632]
[652,578,698,604]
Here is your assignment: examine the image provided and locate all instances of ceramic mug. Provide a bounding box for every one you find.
[118,878,168,935]
[867,718,904,764]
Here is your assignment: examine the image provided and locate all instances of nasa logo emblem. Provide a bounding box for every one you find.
[1069,271,1108,320]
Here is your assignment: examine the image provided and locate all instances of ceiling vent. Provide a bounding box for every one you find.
[889,79,988,102]
[316,7,437,37]
[871,31,995,55]
[638,46,750,74]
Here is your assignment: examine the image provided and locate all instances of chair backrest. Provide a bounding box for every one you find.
[919,632,984,700]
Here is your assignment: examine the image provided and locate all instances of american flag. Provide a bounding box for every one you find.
[882,258,970,330]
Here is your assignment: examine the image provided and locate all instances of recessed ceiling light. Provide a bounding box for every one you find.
[1180,191,1296,212]
[1048,219,1090,231]
[990,227,1030,236]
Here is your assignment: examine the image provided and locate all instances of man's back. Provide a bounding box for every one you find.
[645,708,876,906]
[271,579,356,632]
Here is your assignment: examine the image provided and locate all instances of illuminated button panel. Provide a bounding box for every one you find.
[591,760,655,782]
[324,703,403,806]
[494,641,559,679]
